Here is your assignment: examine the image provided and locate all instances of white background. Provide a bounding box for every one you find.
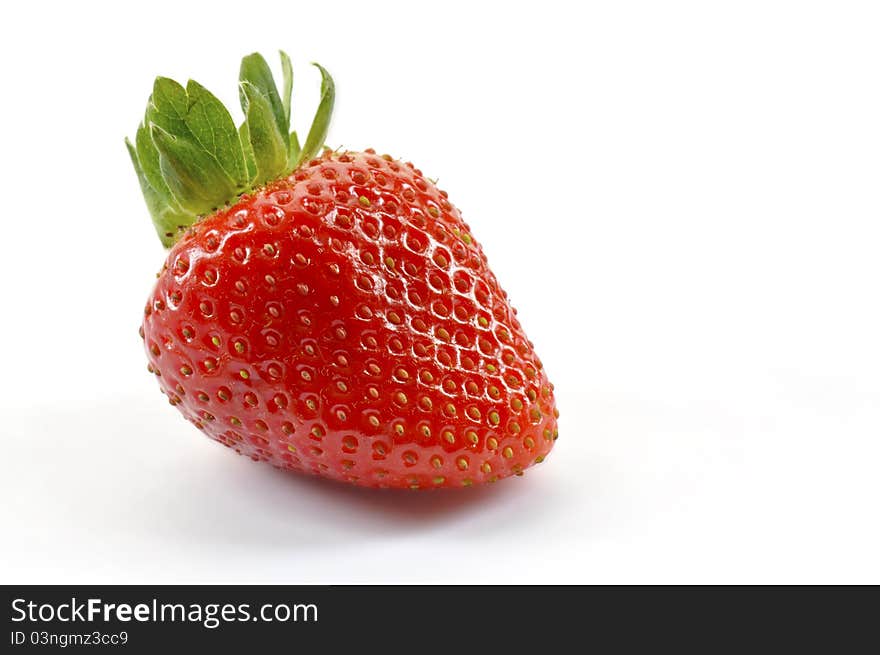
[2,1,878,583]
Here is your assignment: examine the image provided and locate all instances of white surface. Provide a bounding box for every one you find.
[2,1,879,584]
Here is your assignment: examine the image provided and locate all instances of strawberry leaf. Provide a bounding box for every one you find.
[183,80,250,190]
[280,51,293,126]
[150,125,239,215]
[239,53,288,151]
[297,64,335,166]
[135,121,179,210]
[126,138,191,246]
[240,81,289,184]
[239,121,258,182]
[147,77,192,140]
[289,130,301,165]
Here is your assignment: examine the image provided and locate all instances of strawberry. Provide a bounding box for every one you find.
[129,52,558,489]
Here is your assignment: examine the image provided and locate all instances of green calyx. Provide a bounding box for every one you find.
[126,52,335,247]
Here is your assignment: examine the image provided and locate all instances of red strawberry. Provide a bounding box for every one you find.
[129,52,558,489]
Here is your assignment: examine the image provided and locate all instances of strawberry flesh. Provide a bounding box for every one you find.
[142,150,558,489]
